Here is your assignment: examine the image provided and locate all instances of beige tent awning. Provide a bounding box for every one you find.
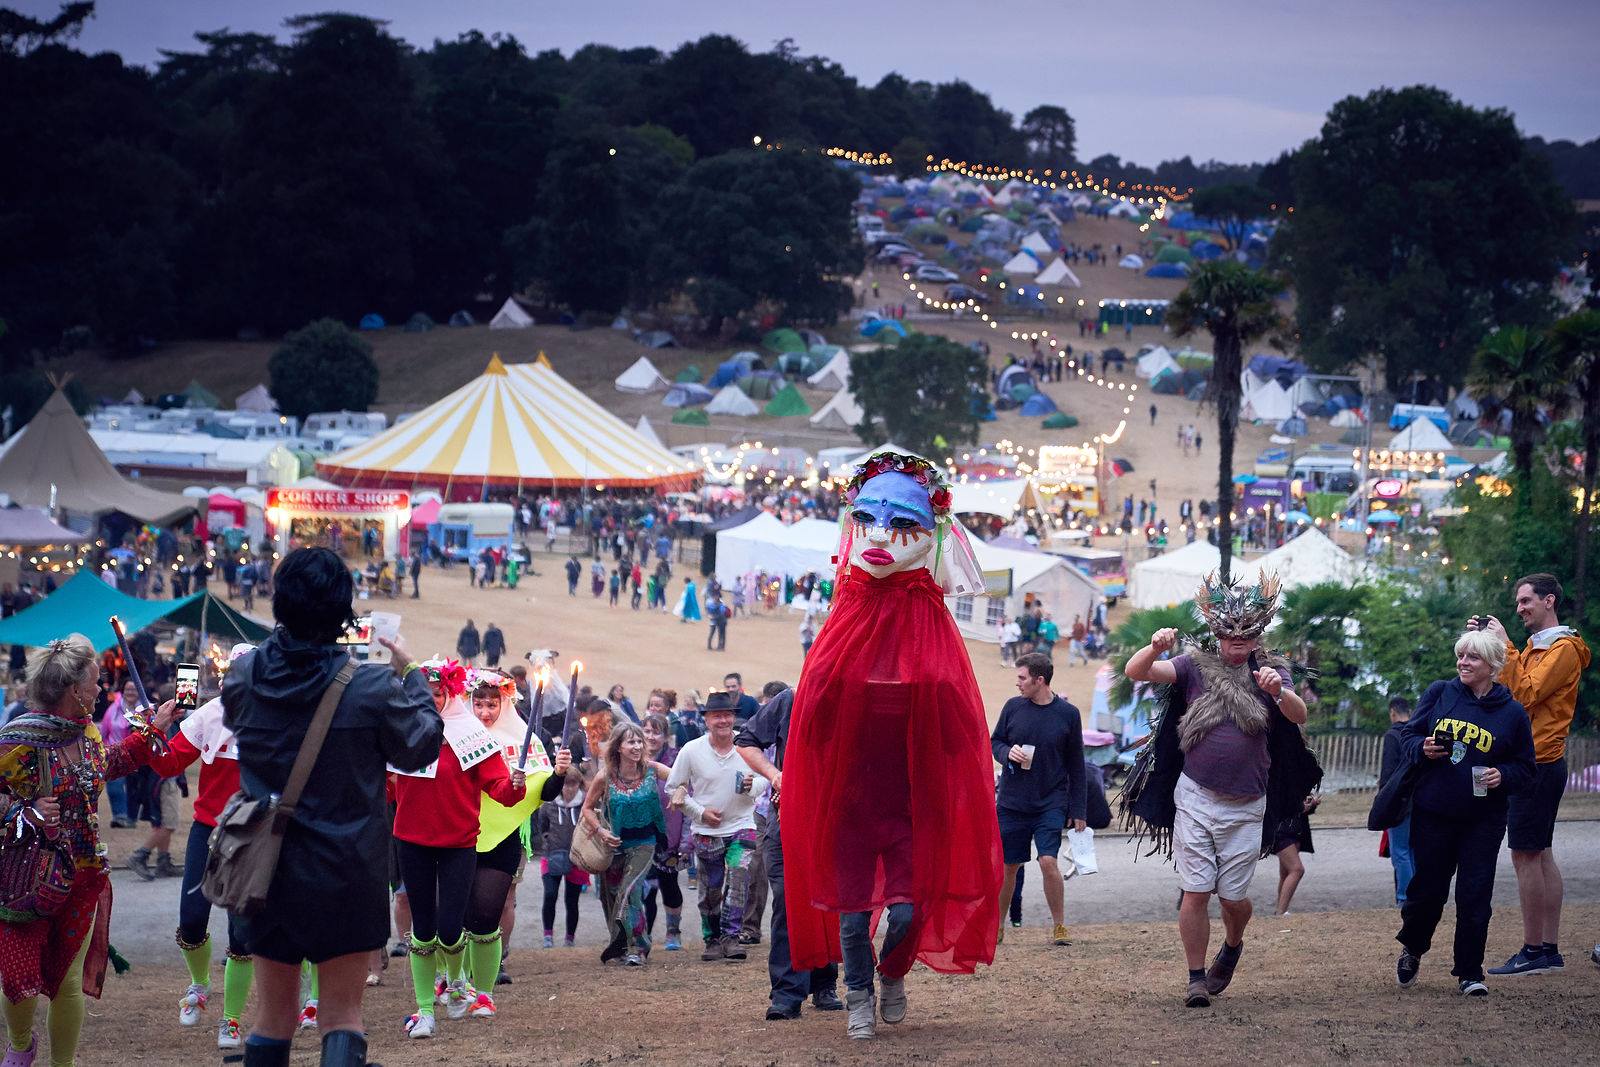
[0,390,197,525]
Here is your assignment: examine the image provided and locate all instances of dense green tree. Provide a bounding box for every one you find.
[268,318,378,420]
[1188,183,1273,250]
[1020,105,1075,169]
[1168,262,1290,583]
[1273,86,1576,390]
[1466,325,1569,488]
[1551,309,1600,618]
[849,334,986,458]
[652,149,863,331]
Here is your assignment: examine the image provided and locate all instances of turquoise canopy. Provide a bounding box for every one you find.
[0,572,272,651]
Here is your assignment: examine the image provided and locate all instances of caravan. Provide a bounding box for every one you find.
[428,503,516,563]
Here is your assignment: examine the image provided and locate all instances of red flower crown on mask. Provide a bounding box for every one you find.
[419,660,467,699]
[841,451,954,517]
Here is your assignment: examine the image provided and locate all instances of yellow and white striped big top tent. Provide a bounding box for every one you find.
[316,354,701,492]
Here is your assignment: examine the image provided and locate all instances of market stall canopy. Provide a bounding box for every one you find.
[0,571,270,650]
[316,355,699,491]
[0,389,197,525]
[0,507,86,547]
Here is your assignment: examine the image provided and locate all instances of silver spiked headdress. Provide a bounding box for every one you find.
[1194,570,1282,639]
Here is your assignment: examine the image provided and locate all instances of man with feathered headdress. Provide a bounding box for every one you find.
[1120,570,1321,1008]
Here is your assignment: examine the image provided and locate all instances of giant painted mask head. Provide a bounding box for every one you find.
[847,470,939,577]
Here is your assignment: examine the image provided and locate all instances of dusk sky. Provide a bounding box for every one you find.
[28,0,1599,164]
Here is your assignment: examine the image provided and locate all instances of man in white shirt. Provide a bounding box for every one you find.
[668,690,768,962]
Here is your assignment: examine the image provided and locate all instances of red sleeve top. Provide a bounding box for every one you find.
[392,746,524,849]
[145,732,241,828]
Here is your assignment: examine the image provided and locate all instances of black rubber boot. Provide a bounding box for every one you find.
[320,1028,369,1066]
[242,1039,292,1067]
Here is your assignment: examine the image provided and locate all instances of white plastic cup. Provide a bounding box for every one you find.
[1019,744,1036,770]
[1471,765,1490,798]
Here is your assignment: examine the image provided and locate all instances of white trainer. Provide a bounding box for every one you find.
[445,980,474,1020]
[178,983,209,1026]
[879,977,907,1025]
[406,1012,437,1039]
[217,1018,243,1050]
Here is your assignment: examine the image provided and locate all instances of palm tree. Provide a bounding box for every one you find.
[1168,261,1289,583]
[1550,309,1600,619]
[1466,326,1570,492]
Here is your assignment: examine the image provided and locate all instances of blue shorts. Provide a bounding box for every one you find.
[997,806,1066,864]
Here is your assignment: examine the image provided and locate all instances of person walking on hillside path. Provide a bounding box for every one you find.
[483,623,506,668]
[456,620,481,666]
[565,556,580,596]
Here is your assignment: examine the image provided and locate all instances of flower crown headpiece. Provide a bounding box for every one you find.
[468,668,518,698]
[841,451,954,517]
[418,658,467,699]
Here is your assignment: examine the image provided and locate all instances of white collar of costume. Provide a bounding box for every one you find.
[437,697,500,770]
[483,700,552,772]
[178,697,236,764]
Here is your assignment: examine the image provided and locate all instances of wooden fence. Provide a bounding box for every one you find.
[1311,733,1600,794]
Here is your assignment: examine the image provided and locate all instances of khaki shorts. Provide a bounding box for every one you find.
[1174,773,1265,900]
[158,777,181,829]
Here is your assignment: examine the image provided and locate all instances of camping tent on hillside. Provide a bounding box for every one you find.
[706,385,761,417]
[1020,232,1053,255]
[1118,254,1145,269]
[762,328,807,354]
[809,390,864,431]
[662,383,714,408]
[1330,408,1364,429]
[764,383,813,417]
[1128,540,1222,609]
[235,384,277,413]
[806,350,852,391]
[315,355,700,491]
[1002,251,1041,275]
[1034,258,1081,287]
[184,380,220,410]
[634,415,664,448]
[614,356,670,394]
[1136,346,1179,379]
[1388,418,1452,452]
[0,389,197,525]
[489,298,534,330]
[1242,381,1295,422]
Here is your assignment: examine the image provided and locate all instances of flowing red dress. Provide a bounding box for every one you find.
[781,565,1002,978]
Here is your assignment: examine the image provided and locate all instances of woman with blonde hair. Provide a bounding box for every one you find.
[0,634,176,1067]
[580,722,670,966]
[1391,628,1536,996]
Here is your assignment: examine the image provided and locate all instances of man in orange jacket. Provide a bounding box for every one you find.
[1483,573,1590,977]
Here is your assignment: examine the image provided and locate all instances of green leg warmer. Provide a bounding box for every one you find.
[408,937,439,1016]
[467,930,502,995]
[176,930,211,987]
[440,934,467,985]
[300,959,319,1002]
[222,954,254,1022]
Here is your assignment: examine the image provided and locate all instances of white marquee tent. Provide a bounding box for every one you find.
[948,478,1043,522]
[488,297,534,330]
[1128,539,1222,609]
[713,512,837,584]
[705,384,760,417]
[1239,526,1358,588]
[614,355,670,394]
[1388,419,1452,452]
[952,537,1102,643]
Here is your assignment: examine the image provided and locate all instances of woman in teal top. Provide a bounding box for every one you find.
[580,722,670,965]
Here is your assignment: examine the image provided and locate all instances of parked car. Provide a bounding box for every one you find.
[875,244,914,262]
[915,265,959,283]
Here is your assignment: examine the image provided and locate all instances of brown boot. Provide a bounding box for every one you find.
[701,938,725,962]
[1185,977,1211,1007]
[721,935,747,961]
[1205,942,1242,995]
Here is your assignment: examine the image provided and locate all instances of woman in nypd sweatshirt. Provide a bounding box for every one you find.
[1393,628,1535,996]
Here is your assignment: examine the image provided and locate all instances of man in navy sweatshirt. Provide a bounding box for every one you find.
[991,653,1087,948]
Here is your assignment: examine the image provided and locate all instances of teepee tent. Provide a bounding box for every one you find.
[614,356,669,394]
[316,355,699,491]
[1002,251,1041,275]
[1034,258,1081,287]
[235,384,277,413]
[809,390,864,431]
[1388,419,1452,452]
[1136,346,1179,379]
[706,385,761,417]
[488,298,534,330]
[806,350,852,391]
[1242,381,1294,422]
[0,389,196,524]
[1020,232,1053,255]
[634,415,664,448]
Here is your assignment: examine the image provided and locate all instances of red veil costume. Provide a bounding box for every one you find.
[782,454,1002,979]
